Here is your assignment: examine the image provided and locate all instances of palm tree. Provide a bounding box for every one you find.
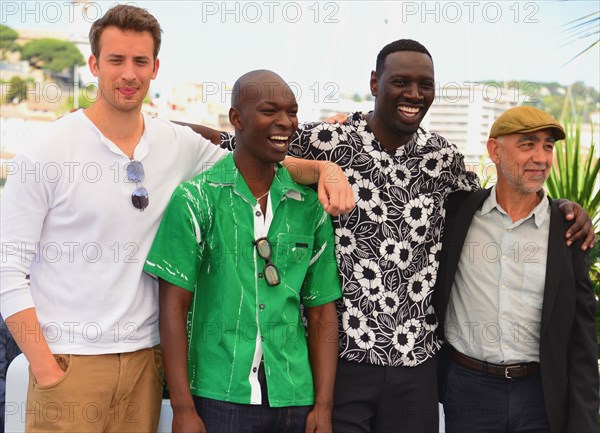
[562,10,599,65]
[545,108,600,356]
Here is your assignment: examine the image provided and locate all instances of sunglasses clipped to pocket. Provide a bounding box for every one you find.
[125,160,149,211]
[253,237,281,286]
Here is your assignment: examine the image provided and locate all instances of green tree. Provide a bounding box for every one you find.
[0,24,19,53]
[21,38,85,73]
[63,84,97,111]
[538,95,563,120]
[3,76,33,104]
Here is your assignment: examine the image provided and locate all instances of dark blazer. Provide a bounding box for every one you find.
[434,189,599,433]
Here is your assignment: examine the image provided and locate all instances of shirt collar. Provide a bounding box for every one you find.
[356,111,426,157]
[482,185,550,228]
[206,153,306,203]
[80,110,150,160]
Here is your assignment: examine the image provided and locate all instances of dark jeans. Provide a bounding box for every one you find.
[332,357,439,433]
[0,316,21,433]
[193,396,311,433]
[443,361,550,433]
[192,363,311,433]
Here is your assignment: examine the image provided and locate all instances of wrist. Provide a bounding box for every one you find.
[317,160,331,173]
[313,400,333,411]
[169,392,196,413]
[32,361,64,385]
[31,359,61,379]
[171,403,197,414]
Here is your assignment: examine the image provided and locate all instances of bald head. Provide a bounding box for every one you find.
[228,69,299,164]
[231,69,295,109]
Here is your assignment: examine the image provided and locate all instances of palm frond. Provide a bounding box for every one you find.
[546,109,600,228]
[562,10,599,65]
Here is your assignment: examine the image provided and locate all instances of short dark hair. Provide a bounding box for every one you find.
[89,5,162,60]
[375,39,432,76]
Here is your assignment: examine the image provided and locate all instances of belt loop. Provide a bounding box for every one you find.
[481,360,488,377]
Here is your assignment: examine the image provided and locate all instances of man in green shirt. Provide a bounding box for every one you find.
[145,70,342,433]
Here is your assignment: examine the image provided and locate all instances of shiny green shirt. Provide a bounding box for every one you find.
[145,153,341,407]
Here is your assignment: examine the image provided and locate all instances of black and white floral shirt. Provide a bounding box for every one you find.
[221,112,480,367]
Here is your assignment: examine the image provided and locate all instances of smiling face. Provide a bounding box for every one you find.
[89,26,159,113]
[230,71,299,165]
[488,129,555,196]
[370,51,435,143]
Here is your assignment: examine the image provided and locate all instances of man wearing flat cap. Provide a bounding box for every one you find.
[434,106,599,432]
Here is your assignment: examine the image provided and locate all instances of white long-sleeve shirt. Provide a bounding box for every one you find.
[0,110,227,354]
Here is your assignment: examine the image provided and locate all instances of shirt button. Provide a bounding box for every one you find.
[507,228,512,232]
[252,367,257,373]
[261,336,264,342]
[503,344,509,350]
[501,255,507,262]
[255,211,261,217]
[373,311,379,317]
[259,304,265,310]
[501,284,506,290]
[258,273,263,279]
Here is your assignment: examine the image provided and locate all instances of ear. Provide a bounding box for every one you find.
[151,58,160,80]
[370,70,378,97]
[229,107,243,130]
[89,54,99,77]
[487,138,501,164]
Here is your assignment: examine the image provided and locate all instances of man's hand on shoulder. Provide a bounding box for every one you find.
[323,112,348,124]
[556,199,597,251]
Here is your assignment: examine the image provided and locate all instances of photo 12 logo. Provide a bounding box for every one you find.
[0,2,133,25]
[399,1,539,24]
[200,81,340,104]
[200,1,340,24]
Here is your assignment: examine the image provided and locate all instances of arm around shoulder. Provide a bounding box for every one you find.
[173,121,222,145]
[282,158,355,216]
[553,198,596,251]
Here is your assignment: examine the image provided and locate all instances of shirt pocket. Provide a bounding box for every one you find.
[521,262,546,310]
[274,234,314,293]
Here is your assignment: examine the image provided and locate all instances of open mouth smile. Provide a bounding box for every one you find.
[397,105,420,118]
[268,135,290,149]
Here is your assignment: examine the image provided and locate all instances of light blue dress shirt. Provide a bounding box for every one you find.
[445,186,550,364]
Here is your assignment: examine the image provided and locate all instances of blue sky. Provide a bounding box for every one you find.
[2,1,599,103]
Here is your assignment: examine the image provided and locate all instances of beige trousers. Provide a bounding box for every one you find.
[25,346,163,433]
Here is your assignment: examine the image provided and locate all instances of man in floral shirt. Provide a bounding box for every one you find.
[292,40,477,432]
[197,39,594,433]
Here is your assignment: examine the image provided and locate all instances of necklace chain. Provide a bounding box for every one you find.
[254,190,269,202]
